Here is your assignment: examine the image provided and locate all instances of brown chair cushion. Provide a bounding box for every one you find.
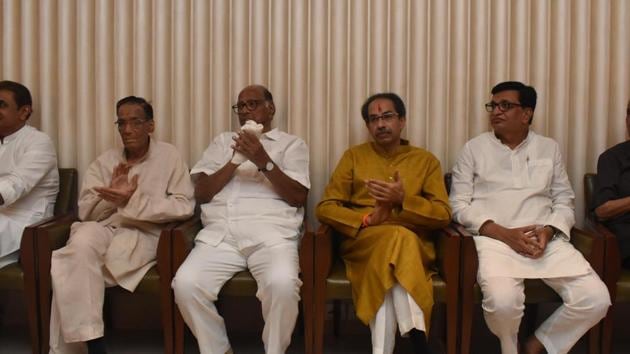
[134,266,161,294]
[220,271,259,296]
[0,263,24,290]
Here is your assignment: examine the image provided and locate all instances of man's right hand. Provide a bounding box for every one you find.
[367,200,392,226]
[479,221,540,257]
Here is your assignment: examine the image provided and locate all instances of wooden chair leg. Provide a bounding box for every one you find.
[38,276,52,354]
[301,280,313,354]
[460,290,473,354]
[302,299,313,354]
[174,305,186,354]
[601,308,614,354]
[587,322,601,354]
[23,265,41,354]
[313,289,326,354]
[160,290,174,354]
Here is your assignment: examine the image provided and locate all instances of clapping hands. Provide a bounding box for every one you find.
[93,163,139,207]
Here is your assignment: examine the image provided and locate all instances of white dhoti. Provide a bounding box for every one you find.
[172,237,302,354]
[368,283,426,354]
[49,222,119,354]
[478,271,610,354]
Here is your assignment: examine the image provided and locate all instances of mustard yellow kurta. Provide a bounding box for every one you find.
[316,141,451,330]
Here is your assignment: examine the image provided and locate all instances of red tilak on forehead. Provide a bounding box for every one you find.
[376,103,383,113]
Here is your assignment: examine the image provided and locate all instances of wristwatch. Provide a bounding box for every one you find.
[258,161,275,172]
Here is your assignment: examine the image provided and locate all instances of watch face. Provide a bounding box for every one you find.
[266,161,274,171]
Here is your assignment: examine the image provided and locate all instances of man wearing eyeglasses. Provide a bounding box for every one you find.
[172,85,310,354]
[49,96,195,354]
[449,81,610,354]
[317,93,451,354]
[0,80,59,268]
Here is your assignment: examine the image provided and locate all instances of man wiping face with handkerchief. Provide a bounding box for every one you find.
[172,84,311,354]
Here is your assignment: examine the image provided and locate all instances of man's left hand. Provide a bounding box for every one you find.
[232,131,270,168]
[528,226,555,259]
[365,171,405,207]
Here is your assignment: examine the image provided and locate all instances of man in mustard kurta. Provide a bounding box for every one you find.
[316,92,451,354]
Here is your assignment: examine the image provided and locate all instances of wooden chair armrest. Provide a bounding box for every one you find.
[172,216,203,272]
[155,221,182,279]
[584,220,621,297]
[19,213,74,266]
[452,222,479,290]
[299,227,314,279]
[35,214,78,253]
[314,224,334,279]
[434,224,461,284]
[570,227,605,276]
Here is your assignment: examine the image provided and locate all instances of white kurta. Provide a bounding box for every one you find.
[191,128,310,248]
[0,125,58,268]
[69,139,195,289]
[173,128,310,354]
[50,139,195,352]
[449,131,591,278]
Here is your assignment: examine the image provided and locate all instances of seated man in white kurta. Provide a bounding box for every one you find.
[0,80,59,269]
[449,81,610,354]
[49,96,195,354]
[172,85,310,354]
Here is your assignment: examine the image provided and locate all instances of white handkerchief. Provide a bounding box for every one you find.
[231,120,264,164]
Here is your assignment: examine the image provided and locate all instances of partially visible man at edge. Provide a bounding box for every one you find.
[316,92,451,354]
[49,96,195,354]
[0,80,59,268]
[593,99,630,269]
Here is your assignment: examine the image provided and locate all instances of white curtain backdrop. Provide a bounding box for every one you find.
[1,0,629,226]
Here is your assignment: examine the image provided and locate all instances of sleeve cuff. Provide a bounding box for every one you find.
[0,180,16,206]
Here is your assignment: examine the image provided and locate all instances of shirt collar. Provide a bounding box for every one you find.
[0,124,29,145]
[262,128,280,141]
[370,139,411,158]
[490,129,534,151]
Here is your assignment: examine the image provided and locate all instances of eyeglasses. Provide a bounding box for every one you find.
[366,112,399,124]
[485,101,523,112]
[115,118,148,131]
[232,99,265,114]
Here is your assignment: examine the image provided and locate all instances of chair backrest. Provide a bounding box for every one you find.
[54,168,78,216]
[444,172,452,195]
[583,173,597,221]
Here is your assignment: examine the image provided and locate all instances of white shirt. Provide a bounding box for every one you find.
[450,131,591,278]
[192,128,310,249]
[0,125,59,263]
